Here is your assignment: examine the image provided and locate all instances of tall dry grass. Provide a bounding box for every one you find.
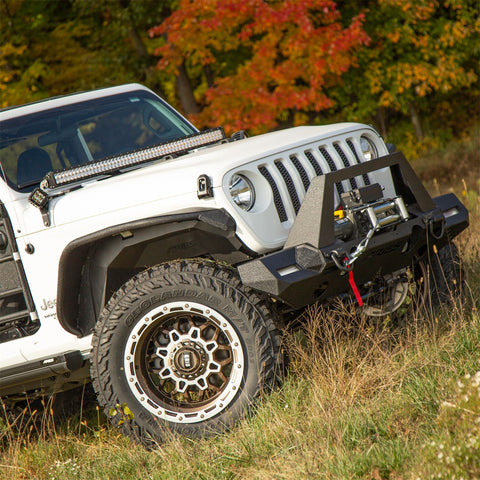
[0,143,479,479]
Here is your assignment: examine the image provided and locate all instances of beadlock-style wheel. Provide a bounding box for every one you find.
[361,242,462,318]
[362,264,428,317]
[90,260,281,445]
[124,301,244,423]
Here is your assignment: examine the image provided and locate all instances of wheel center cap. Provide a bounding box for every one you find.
[175,348,199,372]
[173,342,207,376]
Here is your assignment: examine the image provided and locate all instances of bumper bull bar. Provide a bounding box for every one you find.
[237,152,469,309]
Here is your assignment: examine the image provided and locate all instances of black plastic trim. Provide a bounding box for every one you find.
[258,166,288,222]
[0,350,85,394]
[57,209,238,336]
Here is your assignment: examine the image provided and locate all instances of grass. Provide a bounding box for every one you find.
[1,137,479,480]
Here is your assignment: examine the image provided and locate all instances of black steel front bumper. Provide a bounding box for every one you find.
[237,152,469,309]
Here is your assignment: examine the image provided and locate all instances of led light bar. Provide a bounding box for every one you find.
[42,128,226,189]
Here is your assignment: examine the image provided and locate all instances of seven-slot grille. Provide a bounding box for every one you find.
[258,138,372,223]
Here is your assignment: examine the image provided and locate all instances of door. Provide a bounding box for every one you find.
[0,201,39,343]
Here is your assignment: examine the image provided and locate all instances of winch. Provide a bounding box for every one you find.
[333,183,410,265]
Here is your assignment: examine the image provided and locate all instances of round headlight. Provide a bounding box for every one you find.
[360,136,378,161]
[229,174,255,211]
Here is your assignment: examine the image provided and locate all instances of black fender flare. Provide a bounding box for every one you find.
[57,209,241,336]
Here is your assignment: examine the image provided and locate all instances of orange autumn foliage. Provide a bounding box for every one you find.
[150,0,369,133]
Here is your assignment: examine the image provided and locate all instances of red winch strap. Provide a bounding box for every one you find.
[348,269,364,306]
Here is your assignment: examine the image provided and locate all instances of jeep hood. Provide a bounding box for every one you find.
[18,123,381,232]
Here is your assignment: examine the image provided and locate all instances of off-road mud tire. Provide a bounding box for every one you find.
[361,241,463,319]
[427,241,464,308]
[90,260,282,447]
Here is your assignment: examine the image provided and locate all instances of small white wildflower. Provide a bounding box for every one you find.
[465,373,471,380]
[438,452,444,459]
[439,444,444,449]
[457,380,465,389]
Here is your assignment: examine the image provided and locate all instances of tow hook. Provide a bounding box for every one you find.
[331,249,349,273]
[425,212,445,240]
[330,250,364,306]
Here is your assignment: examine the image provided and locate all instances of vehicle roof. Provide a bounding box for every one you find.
[0,83,153,120]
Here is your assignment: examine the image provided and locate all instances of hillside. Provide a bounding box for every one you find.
[1,135,479,480]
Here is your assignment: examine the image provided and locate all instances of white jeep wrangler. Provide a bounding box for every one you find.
[0,84,468,444]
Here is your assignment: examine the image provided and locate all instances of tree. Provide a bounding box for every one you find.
[150,0,369,134]
[71,0,176,100]
[338,0,480,141]
[0,0,116,107]
[0,0,175,108]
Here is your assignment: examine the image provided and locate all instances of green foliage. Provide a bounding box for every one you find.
[109,403,134,426]
[1,0,478,148]
[0,0,174,108]
[336,0,480,142]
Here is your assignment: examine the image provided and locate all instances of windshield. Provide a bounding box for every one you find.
[0,90,196,192]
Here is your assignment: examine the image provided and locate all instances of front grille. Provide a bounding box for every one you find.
[304,151,323,176]
[333,143,357,190]
[290,155,310,192]
[319,147,344,196]
[346,140,370,186]
[275,160,301,214]
[258,166,288,222]
[258,138,372,223]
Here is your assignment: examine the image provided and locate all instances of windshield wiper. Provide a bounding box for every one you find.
[17,179,43,190]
